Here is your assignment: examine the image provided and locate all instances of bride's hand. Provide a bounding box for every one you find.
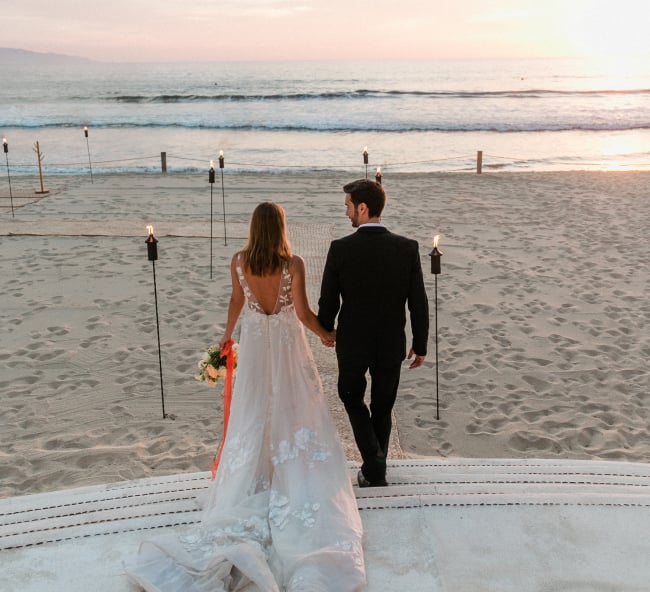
[320,330,336,348]
[219,336,230,350]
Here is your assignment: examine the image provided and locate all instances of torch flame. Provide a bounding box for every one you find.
[376,166,381,174]
[2,137,6,145]
[84,126,88,131]
[433,234,440,248]
[210,160,215,169]
[219,150,224,158]
[363,146,368,154]
[146,225,154,237]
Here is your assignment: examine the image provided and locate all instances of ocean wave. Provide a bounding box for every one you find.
[4,120,650,133]
[95,88,650,103]
[107,91,372,103]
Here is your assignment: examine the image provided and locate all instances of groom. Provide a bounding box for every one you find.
[318,179,429,487]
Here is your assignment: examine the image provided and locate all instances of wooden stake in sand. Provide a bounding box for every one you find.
[430,235,443,420]
[33,141,49,195]
[363,146,368,179]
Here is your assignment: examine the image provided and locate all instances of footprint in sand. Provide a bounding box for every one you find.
[113,350,129,362]
[507,432,557,453]
[438,442,453,455]
[47,326,70,336]
[521,375,552,392]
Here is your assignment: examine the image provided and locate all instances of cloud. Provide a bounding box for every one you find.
[469,10,538,25]
[213,0,315,18]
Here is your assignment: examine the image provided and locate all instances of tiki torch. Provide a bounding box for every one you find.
[146,225,168,419]
[84,126,94,184]
[430,234,442,420]
[219,150,227,246]
[363,146,368,178]
[209,160,215,279]
[2,137,14,218]
[375,166,382,185]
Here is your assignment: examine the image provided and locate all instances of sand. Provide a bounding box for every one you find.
[1,170,649,499]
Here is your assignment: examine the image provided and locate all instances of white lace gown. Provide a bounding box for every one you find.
[125,258,366,592]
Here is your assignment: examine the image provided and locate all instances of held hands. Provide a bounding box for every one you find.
[407,348,425,369]
[320,329,336,348]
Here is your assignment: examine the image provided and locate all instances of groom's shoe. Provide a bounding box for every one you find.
[357,470,388,488]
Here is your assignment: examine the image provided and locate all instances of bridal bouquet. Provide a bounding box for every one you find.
[196,342,239,387]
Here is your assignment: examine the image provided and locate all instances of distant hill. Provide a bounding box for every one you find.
[0,47,95,65]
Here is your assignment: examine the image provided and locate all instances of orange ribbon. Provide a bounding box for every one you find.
[211,340,236,480]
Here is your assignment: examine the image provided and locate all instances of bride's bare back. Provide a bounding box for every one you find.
[241,268,283,316]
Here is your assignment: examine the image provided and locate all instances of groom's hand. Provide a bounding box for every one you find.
[320,330,336,348]
[407,348,425,369]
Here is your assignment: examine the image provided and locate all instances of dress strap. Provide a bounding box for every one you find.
[275,261,293,313]
[236,253,265,314]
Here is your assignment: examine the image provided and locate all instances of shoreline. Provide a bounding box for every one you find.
[1,170,649,498]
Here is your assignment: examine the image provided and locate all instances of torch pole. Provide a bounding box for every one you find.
[430,239,442,421]
[220,169,227,246]
[219,152,227,246]
[209,163,216,279]
[4,152,13,219]
[84,127,93,184]
[146,227,167,419]
[434,273,439,420]
[151,259,166,419]
[210,182,214,279]
[3,139,14,218]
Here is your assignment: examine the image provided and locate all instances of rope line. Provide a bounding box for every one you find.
[4,151,649,171]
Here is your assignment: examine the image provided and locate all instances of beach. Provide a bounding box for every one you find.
[1,170,649,499]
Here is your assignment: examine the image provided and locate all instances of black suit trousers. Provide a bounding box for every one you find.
[337,354,402,483]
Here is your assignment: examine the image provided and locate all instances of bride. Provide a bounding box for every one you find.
[126,202,366,591]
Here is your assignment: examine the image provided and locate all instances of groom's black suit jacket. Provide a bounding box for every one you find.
[318,226,429,365]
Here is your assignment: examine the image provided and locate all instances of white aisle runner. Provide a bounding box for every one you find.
[3,458,650,591]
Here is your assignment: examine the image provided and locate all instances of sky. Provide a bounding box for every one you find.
[1,0,650,62]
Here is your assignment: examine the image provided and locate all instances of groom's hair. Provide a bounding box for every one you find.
[343,179,386,218]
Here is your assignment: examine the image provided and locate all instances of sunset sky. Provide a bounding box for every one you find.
[2,0,650,62]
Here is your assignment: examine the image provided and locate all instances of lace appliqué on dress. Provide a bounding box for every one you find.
[180,515,271,561]
[271,427,332,469]
[236,254,293,316]
[217,433,257,478]
[269,490,320,530]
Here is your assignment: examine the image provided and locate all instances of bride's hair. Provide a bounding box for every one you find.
[242,202,292,276]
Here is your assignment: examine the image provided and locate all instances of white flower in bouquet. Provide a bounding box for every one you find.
[196,343,238,387]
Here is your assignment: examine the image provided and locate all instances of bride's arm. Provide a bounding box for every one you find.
[219,254,245,349]
[290,255,334,343]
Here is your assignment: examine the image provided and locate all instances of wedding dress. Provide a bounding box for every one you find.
[126,256,366,591]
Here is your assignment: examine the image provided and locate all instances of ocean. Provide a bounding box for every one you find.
[1,58,649,174]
